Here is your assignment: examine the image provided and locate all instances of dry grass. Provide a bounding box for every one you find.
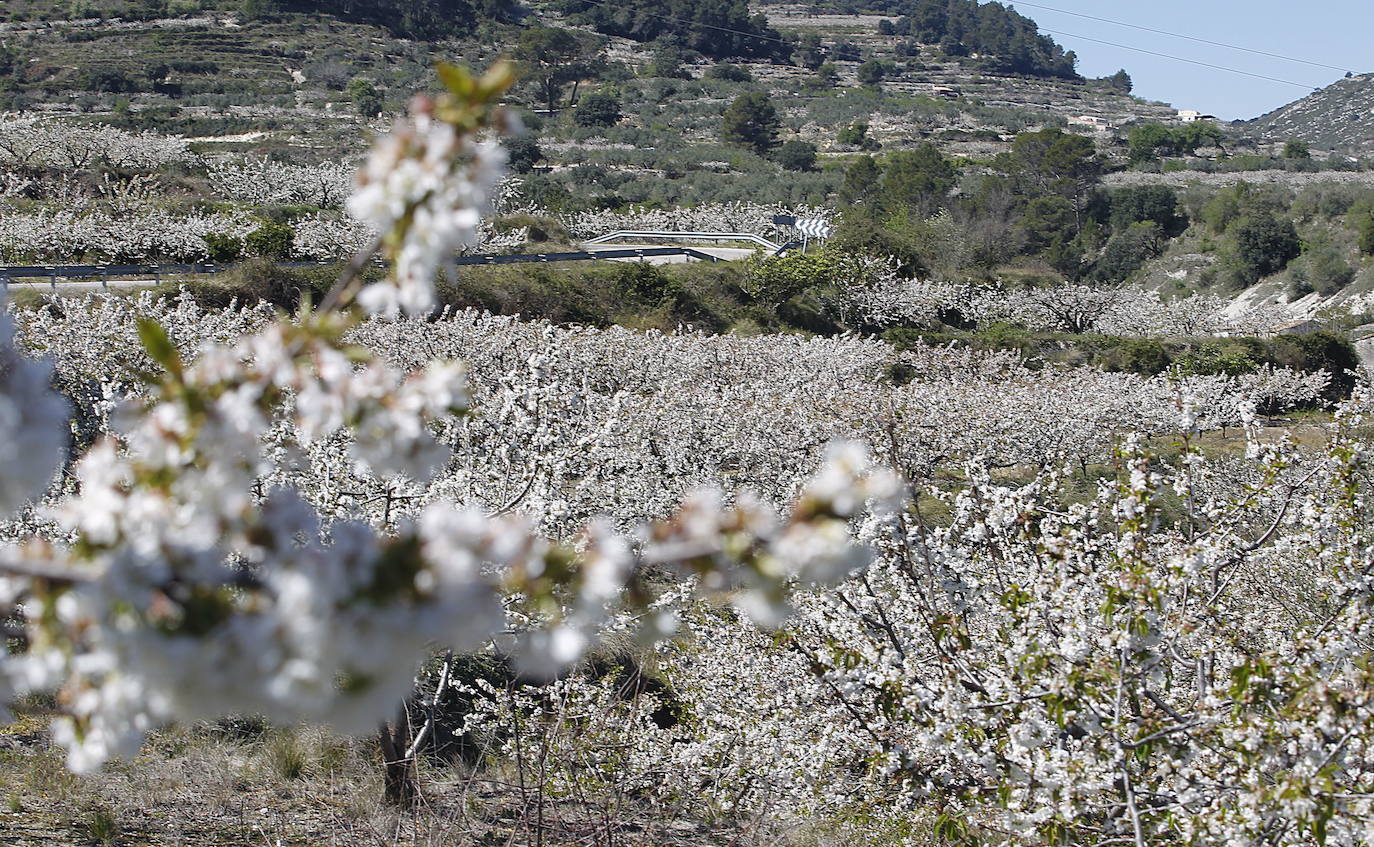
[0,708,774,847]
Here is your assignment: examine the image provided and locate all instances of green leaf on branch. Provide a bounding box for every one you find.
[137,317,182,378]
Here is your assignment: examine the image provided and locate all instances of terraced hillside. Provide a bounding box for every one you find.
[0,11,495,150]
[0,1,1177,158]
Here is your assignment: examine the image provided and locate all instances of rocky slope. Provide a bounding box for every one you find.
[1241,73,1374,153]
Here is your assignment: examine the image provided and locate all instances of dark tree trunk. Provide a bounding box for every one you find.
[378,701,417,805]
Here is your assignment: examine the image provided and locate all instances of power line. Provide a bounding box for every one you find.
[1036,27,1324,91]
[1010,1,1352,74]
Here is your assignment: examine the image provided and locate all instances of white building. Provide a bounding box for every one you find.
[1068,114,1115,132]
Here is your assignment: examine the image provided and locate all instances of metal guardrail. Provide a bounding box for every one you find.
[453,247,719,265]
[0,248,721,291]
[583,230,783,251]
[0,260,336,288]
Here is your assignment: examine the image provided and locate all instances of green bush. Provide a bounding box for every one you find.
[743,250,874,307]
[778,287,844,335]
[1092,221,1163,284]
[720,91,779,154]
[1172,341,1263,377]
[1356,212,1374,255]
[1267,331,1361,400]
[1232,214,1300,281]
[1297,245,1356,295]
[572,92,621,127]
[431,260,755,333]
[856,60,886,86]
[1098,337,1171,375]
[1109,185,1186,236]
[204,233,244,264]
[346,77,383,117]
[775,139,818,172]
[704,63,751,82]
[612,261,670,301]
[504,135,544,174]
[244,221,295,260]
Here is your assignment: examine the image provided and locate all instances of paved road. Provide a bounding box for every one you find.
[577,243,763,262]
[4,278,158,294]
[2,244,763,293]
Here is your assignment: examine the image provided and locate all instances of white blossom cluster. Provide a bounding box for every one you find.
[289,211,373,260]
[346,98,508,316]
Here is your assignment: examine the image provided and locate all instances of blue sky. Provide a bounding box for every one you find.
[1002,1,1370,120]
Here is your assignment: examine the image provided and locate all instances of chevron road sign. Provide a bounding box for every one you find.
[796,217,832,239]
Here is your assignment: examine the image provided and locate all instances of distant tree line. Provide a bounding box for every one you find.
[553,0,1082,73]
[556,0,791,60]
[243,0,519,39]
[878,0,1080,79]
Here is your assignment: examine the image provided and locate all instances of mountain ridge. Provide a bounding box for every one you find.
[1241,72,1374,153]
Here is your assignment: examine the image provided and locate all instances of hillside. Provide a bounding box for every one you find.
[0,1,1177,153]
[1242,72,1374,153]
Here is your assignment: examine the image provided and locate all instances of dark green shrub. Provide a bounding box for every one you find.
[504,135,544,173]
[1300,246,1356,295]
[1268,331,1360,400]
[613,262,670,301]
[1232,214,1300,280]
[1173,340,1264,377]
[572,92,621,127]
[775,287,842,334]
[175,259,339,310]
[244,222,295,260]
[856,60,886,85]
[1356,212,1374,255]
[837,122,879,151]
[204,233,244,264]
[720,91,780,154]
[775,140,818,172]
[1109,185,1186,236]
[1092,222,1163,284]
[1098,337,1170,375]
[743,250,868,307]
[705,63,751,82]
[346,77,383,117]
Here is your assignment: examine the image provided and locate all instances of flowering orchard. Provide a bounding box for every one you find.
[843,272,1294,338]
[1,66,1373,846]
